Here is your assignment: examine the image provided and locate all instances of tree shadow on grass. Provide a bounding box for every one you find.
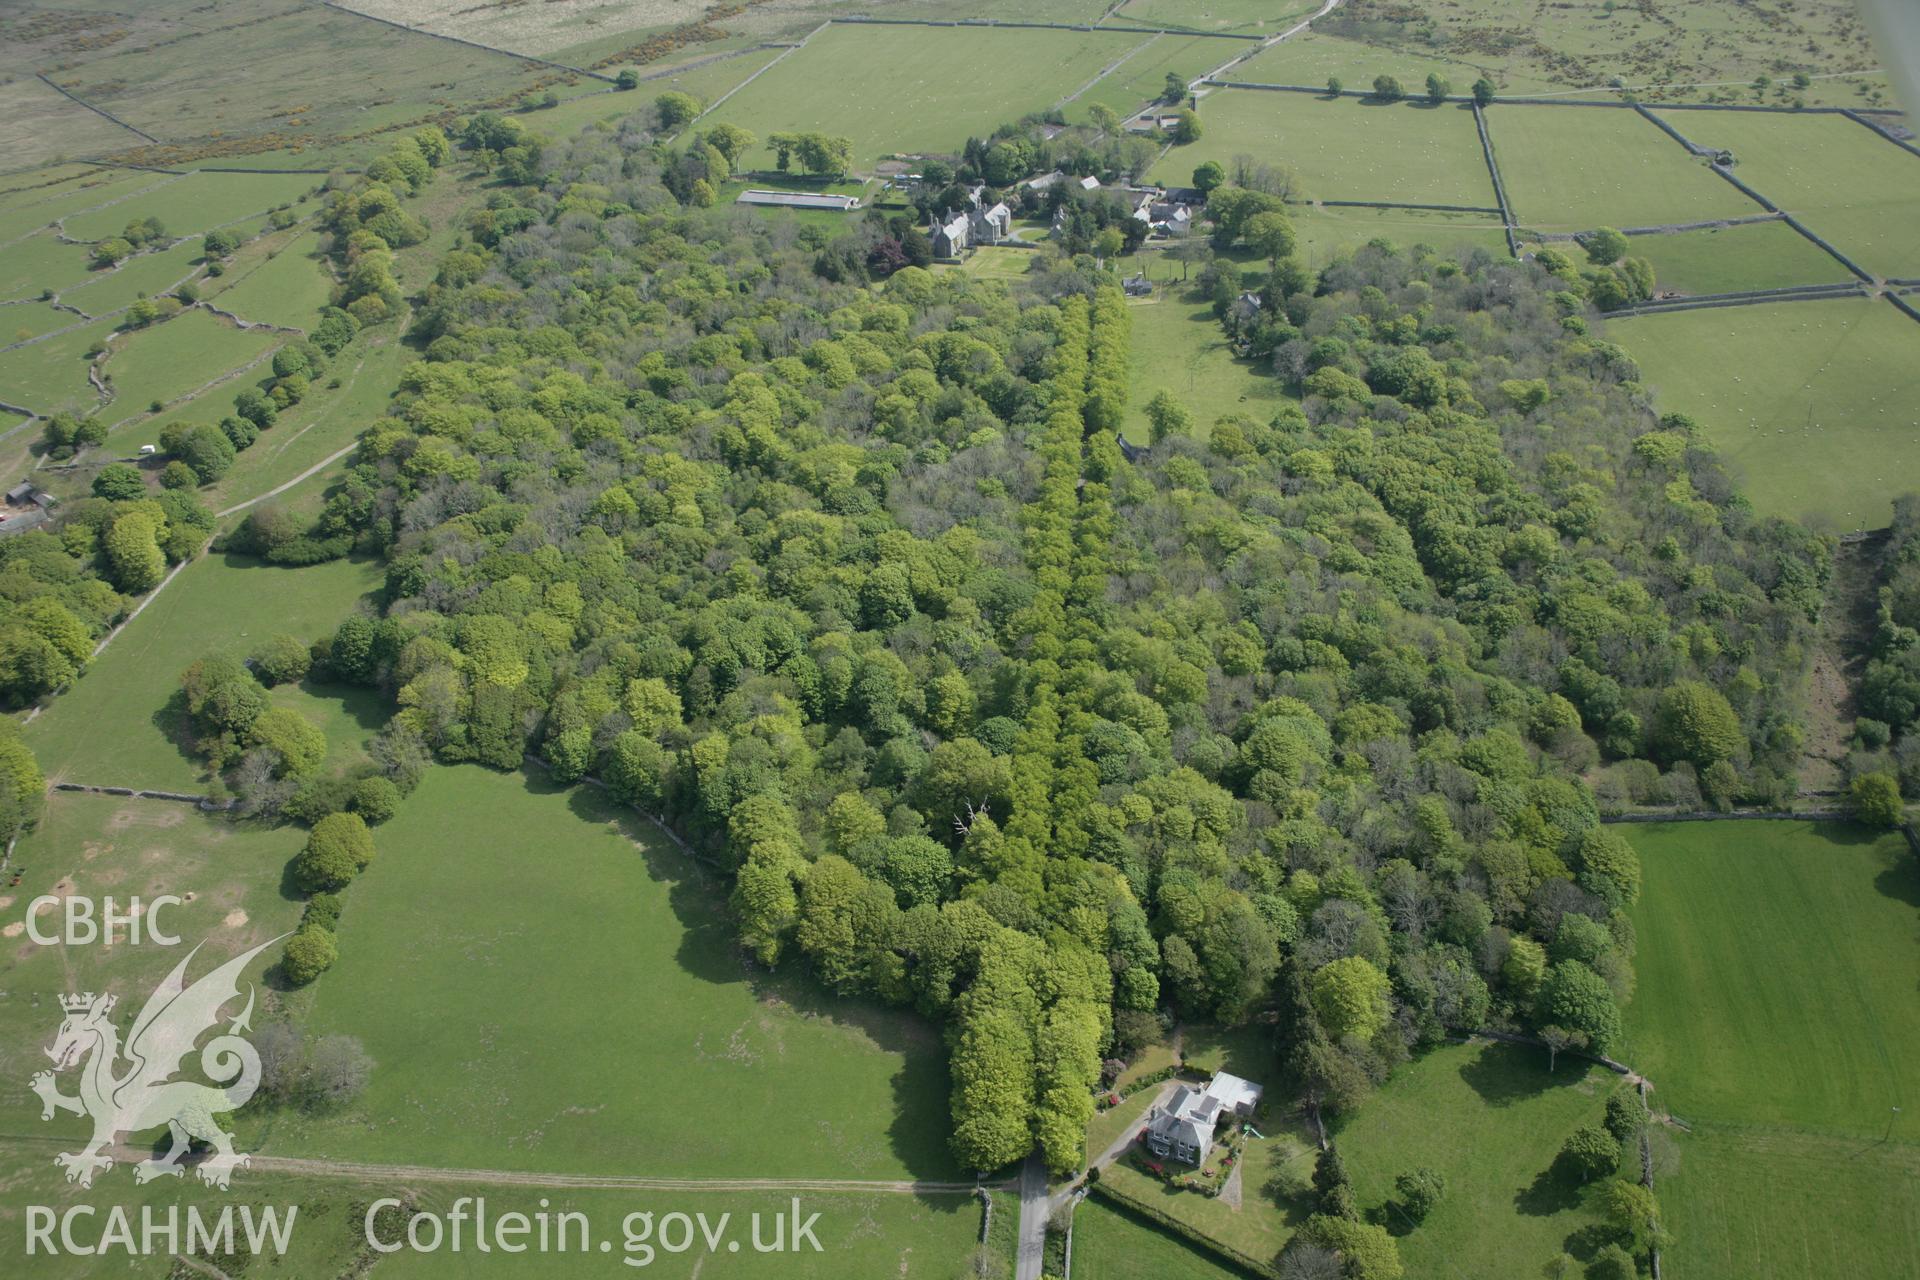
[1515,1152,1586,1217]
[1458,1040,1564,1108]
[556,776,959,1187]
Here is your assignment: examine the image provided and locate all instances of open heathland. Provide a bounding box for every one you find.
[275,764,959,1181]
[1334,1040,1615,1277]
[1660,110,1920,280]
[1622,219,1853,295]
[704,23,1155,168]
[1486,104,1757,231]
[1155,88,1498,207]
[22,554,384,792]
[1611,296,1920,527]
[1301,0,1886,106]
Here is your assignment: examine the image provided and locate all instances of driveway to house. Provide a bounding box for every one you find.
[1014,1079,1181,1279]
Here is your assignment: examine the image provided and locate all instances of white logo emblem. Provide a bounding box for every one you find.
[31,936,284,1190]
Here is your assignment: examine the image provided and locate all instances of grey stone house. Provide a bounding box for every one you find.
[1143,1071,1263,1166]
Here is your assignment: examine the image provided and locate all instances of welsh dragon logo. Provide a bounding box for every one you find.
[30,936,284,1190]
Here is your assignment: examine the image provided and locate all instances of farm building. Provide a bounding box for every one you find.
[734,189,862,211]
[1144,1071,1263,1166]
[5,482,36,506]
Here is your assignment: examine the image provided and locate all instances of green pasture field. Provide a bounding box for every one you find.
[0,315,116,416]
[22,553,384,793]
[0,75,148,173]
[276,764,959,1182]
[1072,1195,1258,1280]
[1654,1124,1920,1280]
[1286,202,1511,262]
[57,237,205,317]
[1623,219,1852,295]
[0,168,168,246]
[1153,89,1497,208]
[0,302,83,347]
[1072,33,1235,125]
[705,24,1152,168]
[95,308,281,427]
[1611,297,1920,527]
[1662,110,1920,280]
[1333,1039,1614,1277]
[1621,819,1920,1280]
[649,48,791,113]
[0,233,93,303]
[1221,28,1562,94]
[205,229,332,329]
[1621,820,1920,1140]
[1486,105,1756,231]
[62,172,317,245]
[0,792,308,1135]
[1121,288,1294,443]
[1299,0,1882,106]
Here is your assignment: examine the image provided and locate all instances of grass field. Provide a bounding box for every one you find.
[0,232,93,303]
[1654,1124,1920,1280]
[22,553,384,792]
[0,302,82,347]
[1611,296,1920,527]
[96,308,282,426]
[1071,33,1236,125]
[705,24,1152,168]
[1661,111,1920,280]
[1224,28,1561,94]
[1287,202,1511,262]
[0,168,167,246]
[1624,220,1852,295]
[275,764,959,1181]
[61,172,317,245]
[1073,1195,1253,1279]
[1487,105,1757,231]
[0,315,116,416]
[1622,820,1920,1139]
[1620,819,1920,1279]
[1120,289,1294,443]
[204,229,332,329]
[1334,1040,1614,1277]
[57,237,206,317]
[1154,89,1497,207]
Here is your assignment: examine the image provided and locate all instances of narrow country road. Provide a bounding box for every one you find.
[1015,1081,1178,1279]
[1013,1152,1049,1280]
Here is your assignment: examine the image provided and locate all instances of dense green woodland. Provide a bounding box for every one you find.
[13,103,1836,1188]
